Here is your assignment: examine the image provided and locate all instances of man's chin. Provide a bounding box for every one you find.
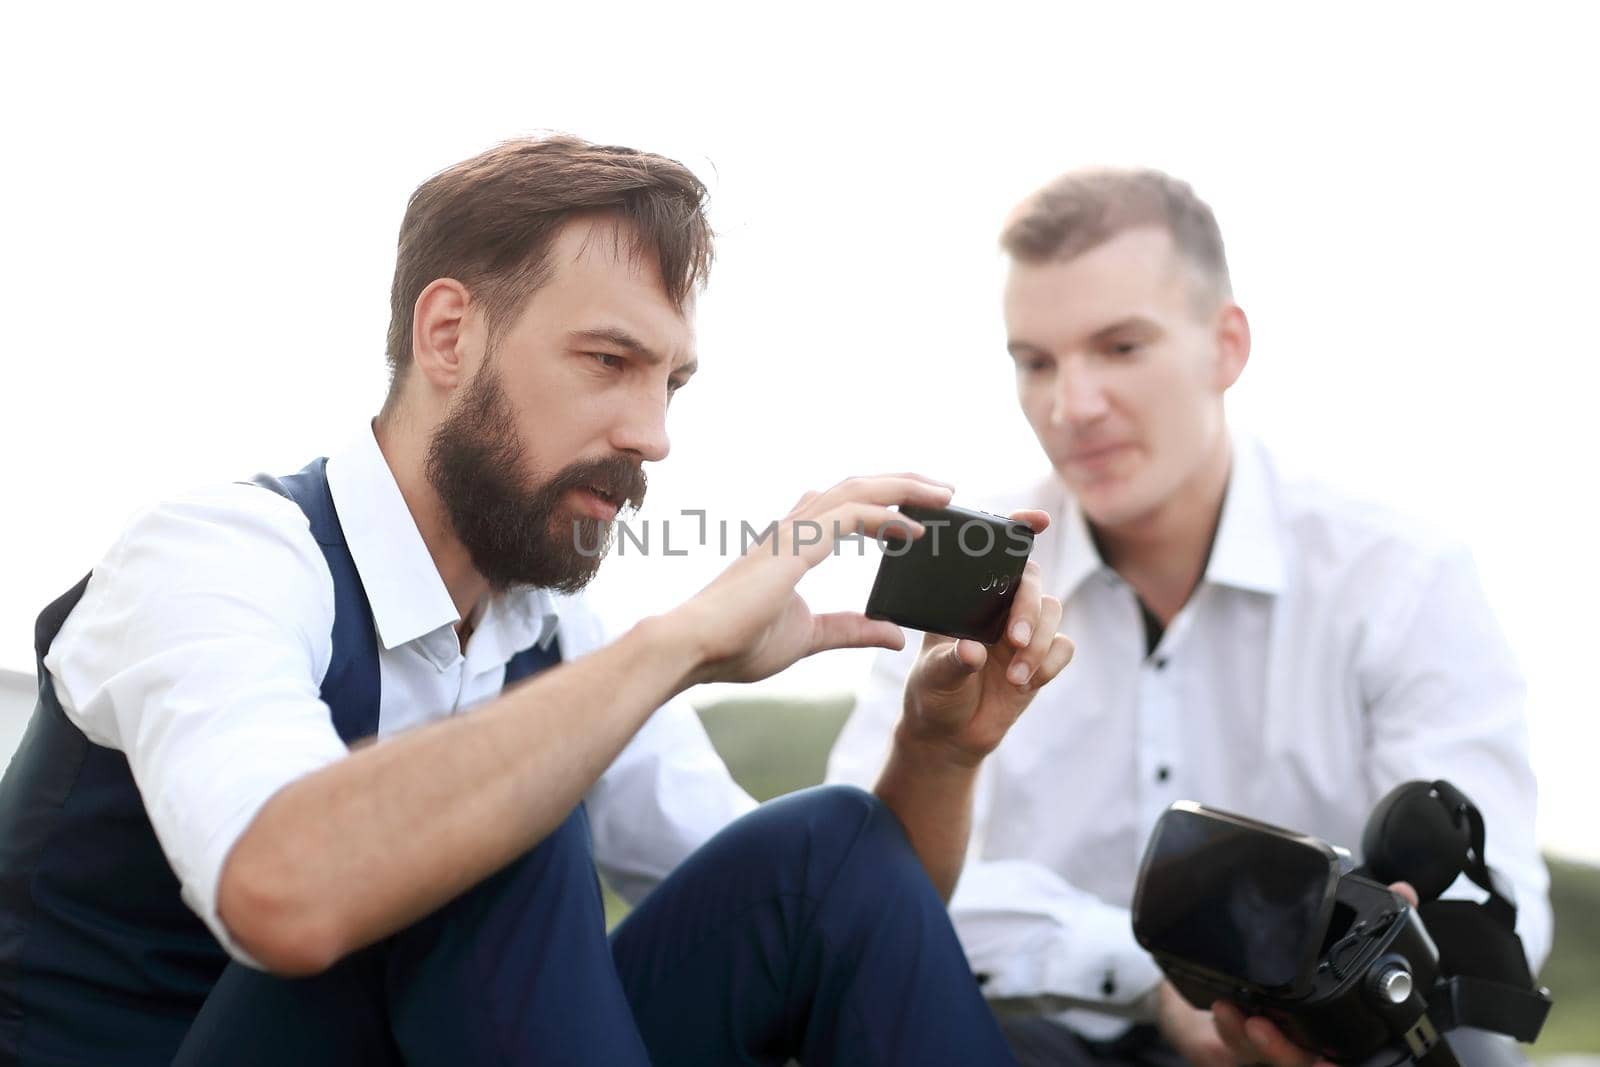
[540,511,614,586]
[1069,479,1150,531]
[488,557,605,597]
[468,520,612,596]
[553,507,613,545]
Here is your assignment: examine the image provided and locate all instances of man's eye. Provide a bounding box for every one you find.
[591,352,624,369]
[1108,341,1143,356]
[1022,358,1054,374]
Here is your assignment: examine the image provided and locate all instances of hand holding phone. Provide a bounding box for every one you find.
[876,503,1072,769]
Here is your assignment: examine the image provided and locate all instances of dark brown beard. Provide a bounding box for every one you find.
[424,361,647,594]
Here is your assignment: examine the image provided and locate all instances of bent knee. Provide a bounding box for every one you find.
[748,785,913,875]
[759,784,885,838]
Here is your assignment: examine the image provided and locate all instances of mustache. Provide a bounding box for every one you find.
[548,455,648,513]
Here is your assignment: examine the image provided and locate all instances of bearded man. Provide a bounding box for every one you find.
[0,136,1074,1067]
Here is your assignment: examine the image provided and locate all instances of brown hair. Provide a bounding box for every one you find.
[383,134,714,402]
[1000,167,1231,302]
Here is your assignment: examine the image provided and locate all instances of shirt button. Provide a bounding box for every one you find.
[1153,656,1169,671]
[1156,766,1171,783]
[1101,972,1117,997]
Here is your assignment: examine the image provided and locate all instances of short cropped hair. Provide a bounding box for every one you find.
[384,135,714,400]
[1000,167,1231,302]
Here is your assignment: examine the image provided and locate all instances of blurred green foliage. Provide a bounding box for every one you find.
[1539,856,1600,1055]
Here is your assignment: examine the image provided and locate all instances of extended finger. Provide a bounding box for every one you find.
[774,505,926,568]
[1027,632,1075,690]
[1004,560,1044,649]
[1007,507,1052,535]
[805,499,948,553]
[1008,594,1062,685]
[875,471,958,489]
[801,475,954,518]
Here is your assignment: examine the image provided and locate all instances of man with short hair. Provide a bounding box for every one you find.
[0,136,1074,1066]
[828,167,1549,1067]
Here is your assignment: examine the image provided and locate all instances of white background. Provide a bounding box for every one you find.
[2,2,1596,860]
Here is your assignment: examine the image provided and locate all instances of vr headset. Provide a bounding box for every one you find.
[1131,781,1551,1067]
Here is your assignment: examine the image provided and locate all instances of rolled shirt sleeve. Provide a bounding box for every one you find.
[44,483,352,966]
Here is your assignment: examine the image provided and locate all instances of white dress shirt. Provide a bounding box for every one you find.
[827,436,1549,1038]
[44,425,755,965]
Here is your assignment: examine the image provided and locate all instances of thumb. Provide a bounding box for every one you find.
[809,613,907,654]
[916,634,987,691]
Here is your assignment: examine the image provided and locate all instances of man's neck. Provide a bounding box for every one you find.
[1092,433,1233,627]
[371,416,491,636]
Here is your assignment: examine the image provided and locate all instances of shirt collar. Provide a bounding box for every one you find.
[460,586,562,671]
[324,423,561,657]
[1204,434,1287,596]
[1045,431,1287,601]
[1049,482,1108,602]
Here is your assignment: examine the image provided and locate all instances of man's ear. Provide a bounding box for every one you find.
[1213,303,1251,392]
[411,278,478,395]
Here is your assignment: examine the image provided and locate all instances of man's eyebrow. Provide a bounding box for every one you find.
[569,327,696,377]
[1087,316,1162,344]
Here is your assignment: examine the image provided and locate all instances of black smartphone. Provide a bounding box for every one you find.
[864,504,1035,644]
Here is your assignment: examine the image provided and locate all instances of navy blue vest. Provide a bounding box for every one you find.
[0,459,562,1065]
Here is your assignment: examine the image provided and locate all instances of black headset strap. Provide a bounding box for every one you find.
[1427,780,1517,928]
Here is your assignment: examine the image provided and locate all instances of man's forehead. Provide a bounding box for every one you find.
[1008,226,1181,289]
[1006,228,1192,324]
[543,217,698,363]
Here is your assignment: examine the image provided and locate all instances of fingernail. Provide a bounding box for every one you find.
[1008,662,1030,685]
[1013,621,1032,645]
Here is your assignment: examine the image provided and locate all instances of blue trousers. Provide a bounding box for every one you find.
[172,786,1016,1066]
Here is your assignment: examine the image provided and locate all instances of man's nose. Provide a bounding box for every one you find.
[612,397,671,463]
[1051,361,1110,426]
